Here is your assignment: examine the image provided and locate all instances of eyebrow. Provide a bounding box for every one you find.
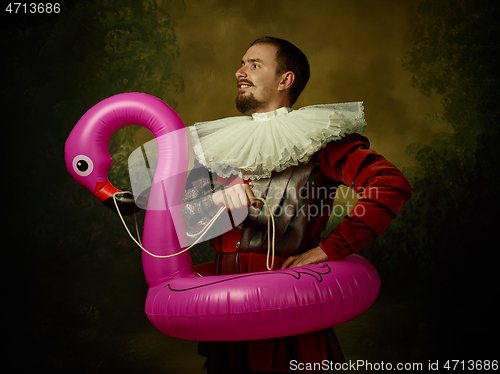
[241,58,265,65]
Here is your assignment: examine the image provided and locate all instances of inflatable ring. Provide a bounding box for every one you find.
[64,93,381,341]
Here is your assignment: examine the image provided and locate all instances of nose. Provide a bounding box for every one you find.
[235,65,246,79]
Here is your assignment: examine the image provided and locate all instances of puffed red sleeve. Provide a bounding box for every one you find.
[318,139,412,261]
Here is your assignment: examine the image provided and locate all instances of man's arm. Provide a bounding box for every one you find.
[180,160,225,238]
[180,160,253,241]
[282,140,412,268]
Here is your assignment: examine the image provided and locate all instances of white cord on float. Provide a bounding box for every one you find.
[113,192,276,270]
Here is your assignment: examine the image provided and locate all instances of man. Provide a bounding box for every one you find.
[182,37,411,373]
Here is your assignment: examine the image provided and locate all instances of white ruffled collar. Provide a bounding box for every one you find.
[189,102,366,180]
[251,106,293,121]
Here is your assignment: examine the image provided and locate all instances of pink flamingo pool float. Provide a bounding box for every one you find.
[64,92,380,341]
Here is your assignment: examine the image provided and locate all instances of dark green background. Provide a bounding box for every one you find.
[2,0,498,372]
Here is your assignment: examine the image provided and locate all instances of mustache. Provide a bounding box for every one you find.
[237,79,254,86]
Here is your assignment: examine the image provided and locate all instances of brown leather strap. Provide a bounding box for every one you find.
[246,165,297,254]
[265,156,319,255]
[214,252,240,275]
[238,176,273,252]
[238,155,322,256]
[276,166,337,257]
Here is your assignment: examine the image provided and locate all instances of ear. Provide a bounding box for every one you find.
[278,71,295,91]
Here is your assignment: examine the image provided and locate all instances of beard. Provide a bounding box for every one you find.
[235,92,265,114]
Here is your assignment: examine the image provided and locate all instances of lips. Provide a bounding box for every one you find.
[237,80,253,90]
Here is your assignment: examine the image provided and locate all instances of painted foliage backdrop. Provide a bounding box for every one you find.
[2,0,498,372]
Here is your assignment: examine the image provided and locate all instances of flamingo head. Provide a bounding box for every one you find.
[64,105,142,216]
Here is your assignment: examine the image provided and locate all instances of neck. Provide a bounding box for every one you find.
[252,96,292,113]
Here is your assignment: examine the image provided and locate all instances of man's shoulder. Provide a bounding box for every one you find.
[319,134,370,166]
[327,134,370,148]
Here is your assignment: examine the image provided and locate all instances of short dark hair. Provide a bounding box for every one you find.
[250,36,310,106]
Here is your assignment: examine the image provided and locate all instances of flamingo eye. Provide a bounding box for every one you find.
[72,155,94,176]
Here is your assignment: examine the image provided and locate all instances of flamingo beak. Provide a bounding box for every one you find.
[94,180,142,216]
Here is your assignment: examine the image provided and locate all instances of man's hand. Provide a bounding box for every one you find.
[212,184,248,210]
[281,246,330,269]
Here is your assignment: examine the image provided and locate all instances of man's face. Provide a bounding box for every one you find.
[235,43,282,113]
